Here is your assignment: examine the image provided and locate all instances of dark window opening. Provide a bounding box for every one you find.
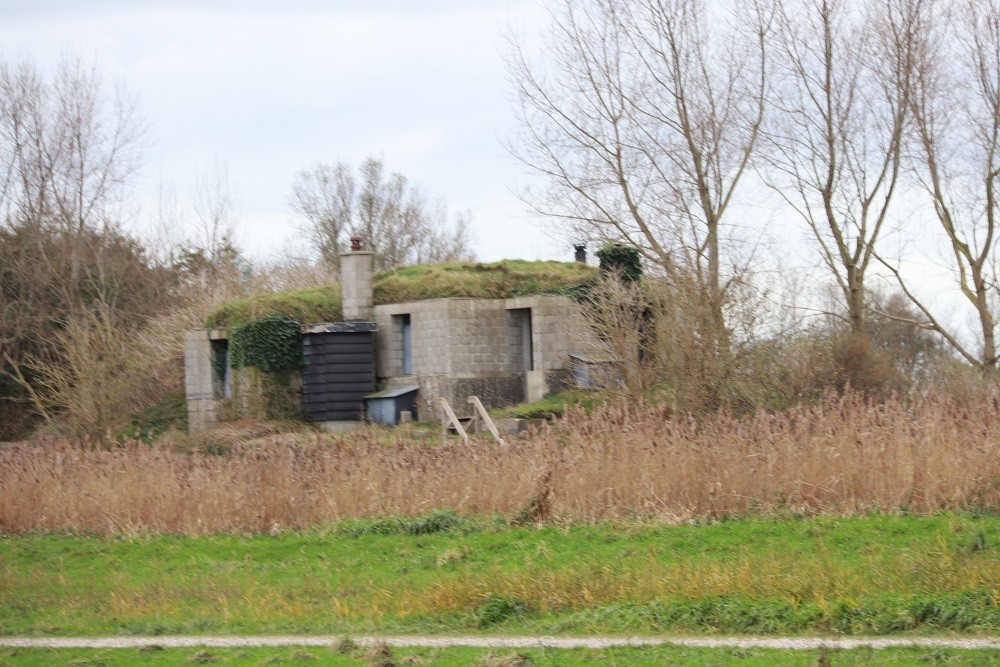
[210,339,232,398]
[392,314,413,376]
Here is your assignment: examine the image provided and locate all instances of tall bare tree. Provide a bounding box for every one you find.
[192,163,238,269]
[507,0,771,333]
[879,0,1000,373]
[0,57,143,293]
[289,161,353,269]
[290,156,474,272]
[0,56,150,438]
[766,0,920,336]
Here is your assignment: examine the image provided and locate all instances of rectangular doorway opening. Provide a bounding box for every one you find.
[507,308,533,371]
[392,313,413,376]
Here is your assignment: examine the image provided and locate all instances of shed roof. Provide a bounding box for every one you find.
[364,386,420,399]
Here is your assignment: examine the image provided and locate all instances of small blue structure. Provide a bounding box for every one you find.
[364,386,420,426]
[568,352,622,390]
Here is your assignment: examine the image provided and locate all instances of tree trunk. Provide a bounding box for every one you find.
[973,268,997,374]
[847,264,865,336]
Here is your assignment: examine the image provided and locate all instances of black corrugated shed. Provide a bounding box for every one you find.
[301,323,376,422]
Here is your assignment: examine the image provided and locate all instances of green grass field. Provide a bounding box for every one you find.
[2,644,999,666]
[1,513,998,638]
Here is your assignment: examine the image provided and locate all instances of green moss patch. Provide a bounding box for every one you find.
[490,389,600,420]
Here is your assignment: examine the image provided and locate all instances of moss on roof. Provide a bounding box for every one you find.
[204,285,342,329]
[204,260,596,328]
[372,259,596,304]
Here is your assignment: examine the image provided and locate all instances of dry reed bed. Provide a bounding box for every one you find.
[1,392,998,534]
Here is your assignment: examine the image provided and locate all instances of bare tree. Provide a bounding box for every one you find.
[879,0,1000,374]
[0,56,146,338]
[170,162,244,289]
[0,57,143,294]
[289,156,474,272]
[0,56,151,438]
[507,0,771,336]
[766,0,920,335]
[289,161,353,269]
[192,163,239,270]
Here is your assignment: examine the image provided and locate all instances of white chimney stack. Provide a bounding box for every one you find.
[340,235,374,321]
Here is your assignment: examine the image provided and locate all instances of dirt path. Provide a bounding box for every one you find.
[1,635,998,650]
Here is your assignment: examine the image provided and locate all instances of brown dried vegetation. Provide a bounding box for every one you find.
[1,392,997,534]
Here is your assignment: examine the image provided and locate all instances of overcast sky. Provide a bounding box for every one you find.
[0,0,978,343]
[0,1,572,262]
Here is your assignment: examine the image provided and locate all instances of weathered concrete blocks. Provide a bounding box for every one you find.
[184,330,218,434]
[373,295,602,414]
[340,251,374,320]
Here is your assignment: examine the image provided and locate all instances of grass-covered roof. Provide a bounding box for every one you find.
[204,260,597,328]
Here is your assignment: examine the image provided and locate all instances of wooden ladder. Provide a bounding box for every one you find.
[467,395,507,446]
[438,397,469,446]
[437,395,506,446]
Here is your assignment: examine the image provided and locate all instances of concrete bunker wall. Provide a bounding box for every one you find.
[374,294,600,419]
[184,330,219,434]
[185,294,602,433]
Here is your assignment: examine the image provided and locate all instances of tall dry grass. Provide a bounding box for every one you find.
[1,392,998,534]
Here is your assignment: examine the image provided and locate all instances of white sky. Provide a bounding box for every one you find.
[0,1,980,348]
[0,0,568,262]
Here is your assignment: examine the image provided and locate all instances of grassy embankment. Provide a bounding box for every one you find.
[202,260,597,328]
[1,514,997,637]
[3,644,1000,666]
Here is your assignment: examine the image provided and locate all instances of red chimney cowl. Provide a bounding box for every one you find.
[350,235,364,252]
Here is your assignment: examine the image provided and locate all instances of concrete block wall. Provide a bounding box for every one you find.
[506,295,601,371]
[446,299,520,374]
[506,308,528,370]
[388,316,406,373]
[374,299,452,377]
[385,372,524,421]
[184,330,218,433]
[374,294,602,417]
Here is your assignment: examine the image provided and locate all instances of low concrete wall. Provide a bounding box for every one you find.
[385,372,525,421]
[184,330,217,434]
[525,369,547,403]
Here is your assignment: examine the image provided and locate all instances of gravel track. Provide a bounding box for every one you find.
[1,635,998,650]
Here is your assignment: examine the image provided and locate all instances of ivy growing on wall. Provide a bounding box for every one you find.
[229,314,303,372]
[596,243,642,283]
